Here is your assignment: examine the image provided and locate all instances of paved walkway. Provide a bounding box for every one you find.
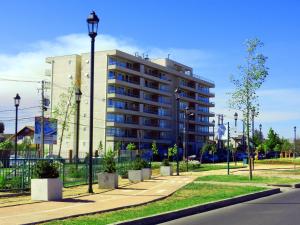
[0,175,195,225]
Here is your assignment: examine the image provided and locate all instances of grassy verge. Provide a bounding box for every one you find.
[256,158,300,165]
[198,175,300,185]
[44,183,265,225]
[151,162,245,172]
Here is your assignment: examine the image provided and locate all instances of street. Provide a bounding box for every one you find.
[160,189,300,225]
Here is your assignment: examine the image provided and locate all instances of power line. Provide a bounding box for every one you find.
[0,77,41,83]
[0,106,40,113]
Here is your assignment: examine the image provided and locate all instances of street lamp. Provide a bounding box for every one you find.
[259,124,262,143]
[212,119,215,164]
[14,93,20,170]
[234,112,238,165]
[294,126,297,169]
[174,88,181,176]
[75,88,82,170]
[87,11,99,194]
[183,107,194,172]
[251,108,255,170]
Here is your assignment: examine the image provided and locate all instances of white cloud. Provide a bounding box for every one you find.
[0,33,213,133]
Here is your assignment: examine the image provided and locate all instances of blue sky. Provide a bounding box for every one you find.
[0,0,299,139]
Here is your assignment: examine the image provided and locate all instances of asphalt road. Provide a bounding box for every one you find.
[160,189,300,225]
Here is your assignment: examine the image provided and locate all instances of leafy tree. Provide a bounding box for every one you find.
[265,128,281,151]
[52,85,76,157]
[168,144,177,159]
[0,140,13,150]
[98,141,103,152]
[114,141,121,156]
[151,141,158,156]
[229,38,269,180]
[126,143,136,151]
[103,148,116,173]
[199,143,211,165]
[252,129,263,147]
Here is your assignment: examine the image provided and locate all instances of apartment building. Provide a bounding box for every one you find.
[46,50,215,158]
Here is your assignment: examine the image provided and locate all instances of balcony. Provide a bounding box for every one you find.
[109,57,140,72]
[108,72,140,85]
[108,89,140,99]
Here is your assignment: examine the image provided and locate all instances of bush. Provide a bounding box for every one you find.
[141,159,149,168]
[103,149,116,173]
[132,156,143,170]
[161,159,170,166]
[67,165,85,178]
[33,161,59,178]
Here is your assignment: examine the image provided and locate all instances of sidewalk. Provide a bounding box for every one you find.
[0,175,195,225]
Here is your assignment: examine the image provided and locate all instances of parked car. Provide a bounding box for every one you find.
[202,154,219,163]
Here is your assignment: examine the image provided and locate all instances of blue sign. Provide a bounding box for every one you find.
[34,117,57,144]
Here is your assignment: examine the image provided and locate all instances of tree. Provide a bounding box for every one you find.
[199,143,211,165]
[168,144,177,160]
[252,129,263,147]
[114,141,121,157]
[52,85,76,157]
[151,141,158,156]
[210,143,217,164]
[126,143,136,151]
[265,128,281,151]
[229,38,269,180]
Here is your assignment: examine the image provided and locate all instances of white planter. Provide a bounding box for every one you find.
[98,172,118,189]
[128,170,143,182]
[142,168,152,180]
[160,166,173,176]
[31,178,62,201]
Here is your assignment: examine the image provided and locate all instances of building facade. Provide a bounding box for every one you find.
[46,50,215,158]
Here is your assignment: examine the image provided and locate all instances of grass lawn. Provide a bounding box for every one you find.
[151,161,245,172]
[43,183,265,225]
[256,158,300,165]
[198,175,300,185]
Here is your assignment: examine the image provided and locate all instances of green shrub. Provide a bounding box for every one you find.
[8,176,22,189]
[132,156,143,170]
[161,159,170,166]
[103,149,116,173]
[141,159,149,168]
[67,165,85,178]
[33,161,59,178]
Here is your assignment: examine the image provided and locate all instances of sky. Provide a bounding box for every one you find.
[0,0,299,139]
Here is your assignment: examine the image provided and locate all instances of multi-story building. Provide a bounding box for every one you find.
[46,50,215,158]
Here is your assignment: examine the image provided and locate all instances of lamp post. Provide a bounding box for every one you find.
[251,108,255,170]
[14,94,20,174]
[75,88,82,170]
[174,88,181,176]
[227,121,230,175]
[259,124,262,143]
[183,107,194,172]
[234,112,238,165]
[294,126,297,169]
[212,119,215,164]
[87,11,99,194]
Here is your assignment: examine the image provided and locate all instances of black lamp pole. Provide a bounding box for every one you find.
[75,88,82,170]
[174,88,181,176]
[227,121,230,175]
[87,11,99,194]
[14,93,20,174]
[234,112,238,165]
[294,126,297,168]
[251,108,255,169]
[259,124,262,143]
[212,119,215,164]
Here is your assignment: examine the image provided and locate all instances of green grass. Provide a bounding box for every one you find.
[44,183,265,225]
[151,161,244,172]
[198,175,300,185]
[256,158,300,165]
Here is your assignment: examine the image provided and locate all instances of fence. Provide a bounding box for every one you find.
[0,150,151,192]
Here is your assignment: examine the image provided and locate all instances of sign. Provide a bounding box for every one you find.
[217,124,226,139]
[34,117,57,144]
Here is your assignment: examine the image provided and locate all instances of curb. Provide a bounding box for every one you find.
[113,188,280,225]
[267,183,300,188]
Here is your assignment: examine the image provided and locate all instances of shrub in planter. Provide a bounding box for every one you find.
[160,158,173,176]
[128,156,143,182]
[98,149,118,189]
[31,160,62,201]
[141,159,151,180]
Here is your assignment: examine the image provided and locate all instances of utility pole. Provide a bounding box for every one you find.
[41,80,45,158]
[294,126,297,170]
[227,121,230,175]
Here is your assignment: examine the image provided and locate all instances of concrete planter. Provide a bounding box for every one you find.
[128,170,143,183]
[31,178,62,201]
[142,168,152,180]
[160,166,173,176]
[98,172,118,189]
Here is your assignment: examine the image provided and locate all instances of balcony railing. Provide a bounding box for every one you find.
[108,90,140,98]
[108,74,140,85]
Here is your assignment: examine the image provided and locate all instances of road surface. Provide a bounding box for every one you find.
[160,189,300,225]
